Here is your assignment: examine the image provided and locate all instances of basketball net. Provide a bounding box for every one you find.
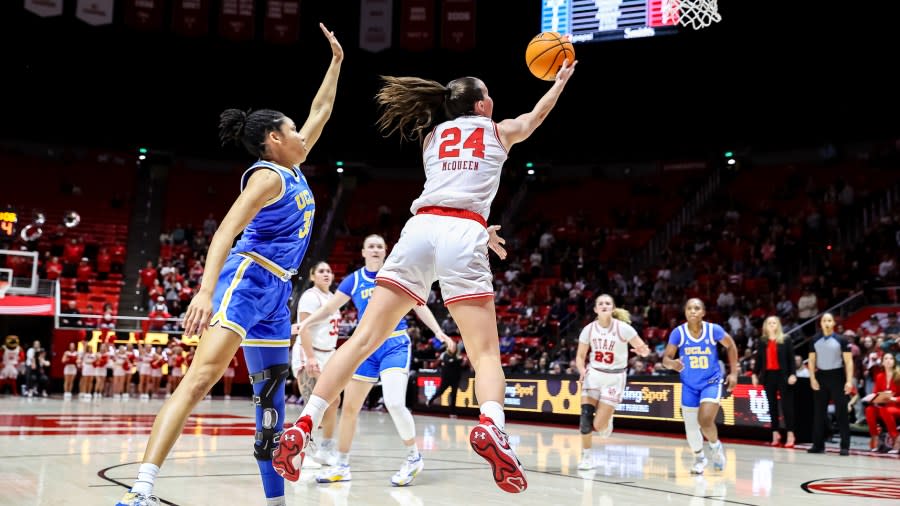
[663,0,721,30]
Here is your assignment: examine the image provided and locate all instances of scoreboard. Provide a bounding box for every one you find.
[541,0,679,43]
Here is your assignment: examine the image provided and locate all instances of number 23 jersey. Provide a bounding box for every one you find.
[578,319,638,370]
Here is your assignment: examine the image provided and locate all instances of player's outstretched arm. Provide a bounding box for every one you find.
[628,336,651,357]
[497,56,576,148]
[298,23,344,158]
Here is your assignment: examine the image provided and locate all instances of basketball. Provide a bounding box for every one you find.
[525,32,575,81]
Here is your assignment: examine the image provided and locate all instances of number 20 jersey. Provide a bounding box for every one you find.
[667,321,726,386]
[578,319,638,370]
[412,115,508,222]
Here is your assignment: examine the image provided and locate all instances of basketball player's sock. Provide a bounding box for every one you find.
[406,442,420,458]
[480,401,505,430]
[265,496,286,506]
[300,394,331,429]
[708,440,721,450]
[337,452,350,466]
[130,462,159,496]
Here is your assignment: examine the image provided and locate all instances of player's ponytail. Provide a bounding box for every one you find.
[375,75,485,142]
[611,308,632,324]
[375,76,448,142]
[218,108,286,158]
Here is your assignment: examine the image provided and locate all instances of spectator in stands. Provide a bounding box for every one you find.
[503,356,524,376]
[529,250,542,277]
[138,259,158,293]
[797,286,818,336]
[110,242,126,273]
[752,316,797,448]
[202,213,218,238]
[775,294,793,319]
[96,248,111,281]
[878,253,896,281]
[884,313,900,335]
[45,256,62,281]
[75,257,92,293]
[796,357,810,378]
[60,300,81,327]
[62,237,84,277]
[147,297,171,332]
[859,315,883,338]
[716,283,735,315]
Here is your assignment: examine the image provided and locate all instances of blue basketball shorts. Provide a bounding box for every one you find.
[681,378,722,409]
[210,253,292,348]
[352,331,411,383]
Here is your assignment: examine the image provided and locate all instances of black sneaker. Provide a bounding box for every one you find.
[807,447,825,454]
[839,448,850,456]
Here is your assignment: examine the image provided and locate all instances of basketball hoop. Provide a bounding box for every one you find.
[663,0,721,30]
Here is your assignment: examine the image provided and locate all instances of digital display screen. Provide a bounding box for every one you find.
[541,0,679,43]
[418,374,773,429]
[0,211,17,237]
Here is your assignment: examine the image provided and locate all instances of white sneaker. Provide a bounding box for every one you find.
[577,455,594,471]
[313,440,338,466]
[391,454,424,487]
[316,464,352,483]
[690,453,708,475]
[63,392,72,400]
[710,442,726,471]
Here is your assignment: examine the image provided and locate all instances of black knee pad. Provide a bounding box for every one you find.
[580,404,596,434]
[250,363,290,461]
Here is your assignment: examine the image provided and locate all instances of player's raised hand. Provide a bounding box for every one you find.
[555,40,577,84]
[319,23,343,62]
[487,225,507,260]
[182,290,213,338]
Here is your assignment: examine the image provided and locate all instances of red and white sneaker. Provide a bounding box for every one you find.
[469,415,528,493]
[272,415,313,482]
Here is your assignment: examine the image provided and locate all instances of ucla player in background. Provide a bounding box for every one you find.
[662,298,739,475]
[298,234,454,486]
[116,23,342,506]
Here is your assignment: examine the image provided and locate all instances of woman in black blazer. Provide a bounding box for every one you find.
[752,316,797,447]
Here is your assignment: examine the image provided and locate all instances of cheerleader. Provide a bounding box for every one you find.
[112,346,132,399]
[167,345,186,396]
[149,347,165,399]
[80,344,96,399]
[93,343,110,398]
[62,342,80,399]
[138,343,154,400]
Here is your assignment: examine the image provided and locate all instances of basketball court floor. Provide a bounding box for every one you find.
[1,397,896,505]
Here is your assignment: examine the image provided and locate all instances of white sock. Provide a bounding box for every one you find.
[266,497,286,506]
[131,463,159,496]
[582,448,591,458]
[337,452,350,466]
[709,440,721,450]
[480,401,505,430]
[300,395,330,429]
[407,442,419,458]
[321,438,334,449]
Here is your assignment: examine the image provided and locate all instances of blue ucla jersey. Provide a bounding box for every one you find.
[667,321,726,385]
[337,268,408,334]
[231,160,315,270]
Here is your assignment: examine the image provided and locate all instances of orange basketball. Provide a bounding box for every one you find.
[525,32,575,81]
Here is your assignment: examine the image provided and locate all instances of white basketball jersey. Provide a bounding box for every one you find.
[412,115,508,221]
[578,319,637,370]
[296,287,341,350]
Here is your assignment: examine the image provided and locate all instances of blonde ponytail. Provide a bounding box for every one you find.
[611,308,632,324]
